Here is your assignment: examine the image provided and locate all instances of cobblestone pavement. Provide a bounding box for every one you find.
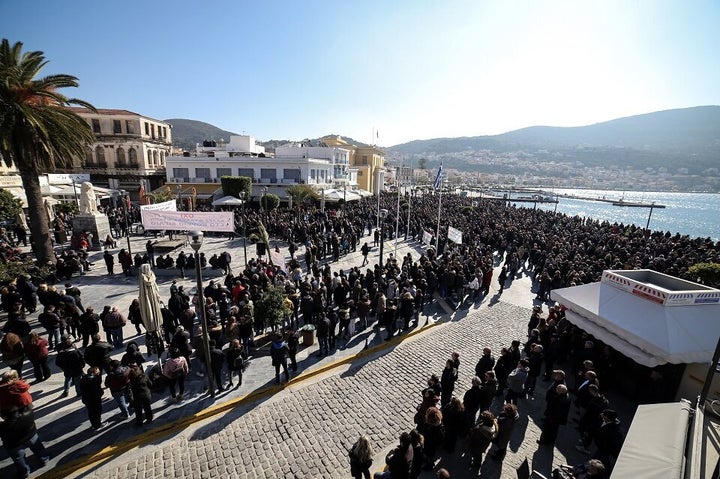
[1,231,636,479]
[72,299,635,479]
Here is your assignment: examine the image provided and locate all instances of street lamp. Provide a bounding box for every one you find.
[187,230,215,398]
[240,191,248,266]
[114,189,132,256]
[378,208,388,268]
[176,184,182,211]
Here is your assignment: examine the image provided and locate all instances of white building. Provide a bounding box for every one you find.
[163,135,336,201]
[274,143,357,189]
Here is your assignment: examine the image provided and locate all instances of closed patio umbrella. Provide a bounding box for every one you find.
[138,264,164,356]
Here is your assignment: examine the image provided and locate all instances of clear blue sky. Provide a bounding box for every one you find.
[2,0,719,146]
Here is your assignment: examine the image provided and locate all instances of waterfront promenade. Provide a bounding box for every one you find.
[1,231,636,479]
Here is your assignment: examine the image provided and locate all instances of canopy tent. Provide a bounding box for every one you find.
[48,183,115,199]
[611,400,692,479]
[354,189,373,197]
[212,195,245,206]
[320,188,362,202]
[551,274,720,368]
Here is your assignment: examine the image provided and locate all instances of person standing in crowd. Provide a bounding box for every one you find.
[0,406,49,478]
[538,384,571,446]
[78,306,100,349]
[26,332,51,383]
[84,334,113,375]
[374,431,412,479]
[224,339,244,389]
[102,306,127,349]
[208,339,225,392]
[128,365,153,426]
[440,358,458,408]
[349,435,374,479]
[103,249,115,275]
[467,410,498,469]
[128,298,144,336]
[104,360,133,418]
[490,403,519,461]
[38,305,62,350]
[80,366,105,430]
[162,348,189,402]
[55,336,85,398]
[270,333,291,385]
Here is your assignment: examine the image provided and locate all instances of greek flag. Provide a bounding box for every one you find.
[433,164,443,190]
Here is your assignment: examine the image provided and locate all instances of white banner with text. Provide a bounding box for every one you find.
[422,230,433,245]
[140,200,177,212]
[447,226,463,244]
[141,211,234,232]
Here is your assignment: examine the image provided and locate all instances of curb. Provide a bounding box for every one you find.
[37,319,442,479]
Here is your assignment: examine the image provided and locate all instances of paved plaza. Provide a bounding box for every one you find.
[1,231,635,479]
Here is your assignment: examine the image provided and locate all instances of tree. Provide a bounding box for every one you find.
[254,285,290,332]
[0,39,95,265]
[418,157,428,170]
[687,262,720,287]
[261,193,280,212]
[0,188,22,222]
[220,175,252,198]
[286,184,319,205]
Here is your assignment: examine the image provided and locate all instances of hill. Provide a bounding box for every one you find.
[388,106,720,174]
[165,119,238,151]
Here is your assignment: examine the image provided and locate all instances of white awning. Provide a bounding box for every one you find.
[551,282,720,367]
[611,401,691,479]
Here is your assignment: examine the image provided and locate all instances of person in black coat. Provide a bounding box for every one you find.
[475,347,495,381]
[462,376,483,428]
[440,359,458,407]
[593,409,624,473]
[0,407,49,477]
[538,384,571,445]
[80,366,105,430]
[84,334,113,374]
[493,348,513,397]
[128,365,153,426]
[269,334,290,384]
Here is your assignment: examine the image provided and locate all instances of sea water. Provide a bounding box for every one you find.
[512,189,720,241]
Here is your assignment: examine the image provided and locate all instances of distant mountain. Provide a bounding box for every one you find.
[165,119,237,151]
[388,106,720,174]
[165,120,372,153]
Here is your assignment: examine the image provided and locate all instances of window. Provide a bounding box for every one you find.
[195,168,211,179]
[85,149,94,165]
[358,170,363,176]
[116,147,126,166]
[173,168,189,179]
[283,168,301,181]
[260,168,276,180]
[151,124,156,139]
[217,168,232,178]
[113,120,122,134]
[128,148,138,165]
[92,119,101,134]
[238,168,254,179]
[126,120,136,134]
[162,126,167,138]
[144,122,149,135]
[95,146,106,166]
[362,155,368,165]
[153,151,158,166]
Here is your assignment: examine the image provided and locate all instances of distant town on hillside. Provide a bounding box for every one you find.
[167,106,720,193]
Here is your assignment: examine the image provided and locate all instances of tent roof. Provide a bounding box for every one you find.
[551,281,720,367]
[611,401,691,479]
[212,195,245,206]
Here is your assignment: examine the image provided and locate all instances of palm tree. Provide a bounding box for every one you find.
[0,39,96,265]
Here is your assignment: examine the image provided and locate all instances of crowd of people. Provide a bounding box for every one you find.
[0,190,719,477]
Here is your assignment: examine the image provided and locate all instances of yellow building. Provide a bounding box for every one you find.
[322,136,385,193]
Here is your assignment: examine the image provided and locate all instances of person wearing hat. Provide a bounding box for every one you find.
[537,384,571,446]
[593,409,623,472]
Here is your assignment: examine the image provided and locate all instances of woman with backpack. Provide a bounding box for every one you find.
[162,348,189,402]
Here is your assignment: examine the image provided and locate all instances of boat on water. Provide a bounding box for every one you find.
[612,199,666,208]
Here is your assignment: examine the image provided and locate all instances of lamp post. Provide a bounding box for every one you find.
[378,208,388,268]
[117,189,132,256]
[176,184,182,211]
[240,191,248,266]
[187,230,215,398]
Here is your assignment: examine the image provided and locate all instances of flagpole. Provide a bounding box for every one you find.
[435,163,443,256]
[406,159,412,240]
[395,168,401,256]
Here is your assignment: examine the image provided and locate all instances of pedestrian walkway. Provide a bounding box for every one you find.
[2,231,636,479]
